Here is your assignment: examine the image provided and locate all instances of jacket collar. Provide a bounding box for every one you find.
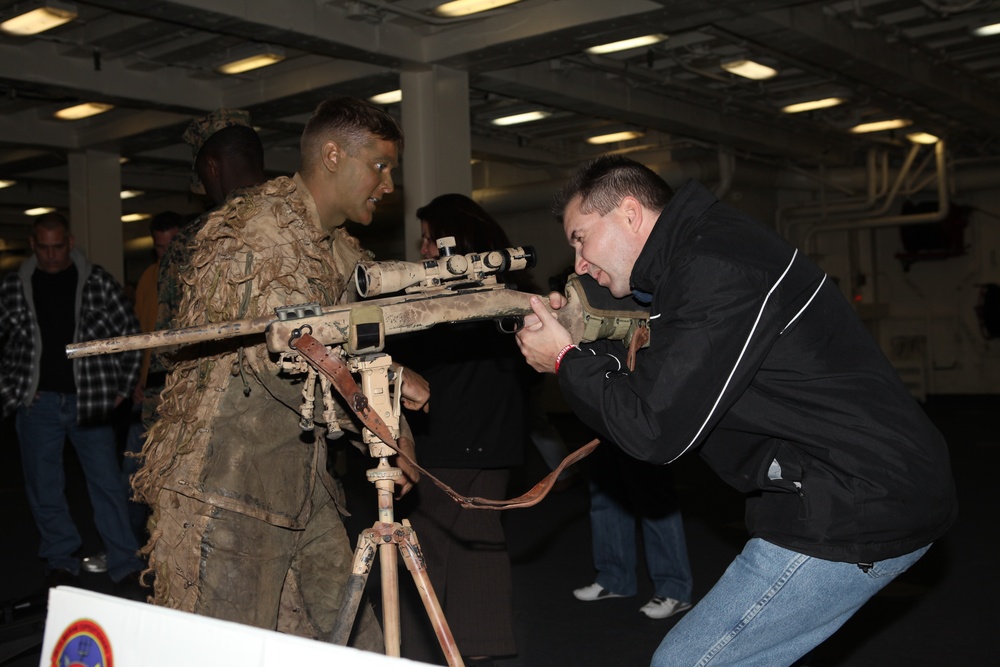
[629,180,719,295]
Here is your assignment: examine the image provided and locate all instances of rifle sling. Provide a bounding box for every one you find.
[289,331,599,510]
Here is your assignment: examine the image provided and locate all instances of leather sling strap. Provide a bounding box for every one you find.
[290,325,647,510]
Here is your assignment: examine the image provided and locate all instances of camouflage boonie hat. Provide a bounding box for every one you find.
[183,108,253,193]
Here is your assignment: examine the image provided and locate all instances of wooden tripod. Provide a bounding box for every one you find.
[285,332,463,665]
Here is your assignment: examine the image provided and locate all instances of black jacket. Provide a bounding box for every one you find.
[559,180,957,563]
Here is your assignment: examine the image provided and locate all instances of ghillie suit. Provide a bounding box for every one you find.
[133,175,382,650]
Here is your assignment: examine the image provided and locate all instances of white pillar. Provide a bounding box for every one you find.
[68,150,124,283]
[400,66,471,261]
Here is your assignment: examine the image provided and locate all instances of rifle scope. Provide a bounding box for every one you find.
[355,239,536,298]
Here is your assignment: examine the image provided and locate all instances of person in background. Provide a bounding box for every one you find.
[515,155,957,667]
[394,193,524,666]
[573,442,693,620]
[0,213,145,598]
[117,211,183,545]
[156,108,267,333]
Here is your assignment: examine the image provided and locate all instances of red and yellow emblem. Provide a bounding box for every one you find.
[50,619,113,667]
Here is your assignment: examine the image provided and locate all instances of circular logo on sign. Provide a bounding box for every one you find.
[50,619,113,667]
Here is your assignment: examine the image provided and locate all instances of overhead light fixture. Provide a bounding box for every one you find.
[720,59,778,81]
[907,132,939,145]
[25,207,56,216]
[585,34,668,55]
[434,0,522,17]
[586,130,645,145]
[120,189,144,199]
[491,110,550,126]
[121,213,151,223]
[369,89,402,105]
[0,179,15,189]
[216,45,285,75]
[849,118,912,134]
[54,102,113,120]
[970,20,1000,37]
[1,1,77,36]
[781,97,846,114]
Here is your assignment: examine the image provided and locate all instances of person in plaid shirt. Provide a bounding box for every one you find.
[0,213,145,595]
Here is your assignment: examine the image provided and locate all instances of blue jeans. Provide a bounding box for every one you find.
[652,538,931,666]
[589,448,693,602]
[16,392,144,581]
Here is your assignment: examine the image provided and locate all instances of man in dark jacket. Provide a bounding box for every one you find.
[515,155,957,667]
[0,213,144,592]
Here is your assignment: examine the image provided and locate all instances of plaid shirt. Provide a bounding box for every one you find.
[0,251,141,424]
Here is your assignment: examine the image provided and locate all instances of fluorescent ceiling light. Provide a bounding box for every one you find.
[781,97,846,114]
[120,190,144,199]
[971,21,1000,37]
[721,59,778,80]
[54,102,113,120]
[907,132,939,145]
[25,207,56,216]
[369,89,402,105]
[586,130,645,145]
[122,213,151,223]
[217,46,285,75]
[434,0,521,17]
[0,179,15,189]
[491,110,550,126]
[1,2,77,36]
[849,118,912,134]
[585,34,668,55]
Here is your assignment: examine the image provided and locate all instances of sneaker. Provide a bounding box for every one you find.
[573,583,625,601]
[639,597,692,619]
[81,552,108,574]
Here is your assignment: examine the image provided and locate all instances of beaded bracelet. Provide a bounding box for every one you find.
[554,344,578,373]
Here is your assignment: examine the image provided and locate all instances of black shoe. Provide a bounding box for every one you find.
[44,568,79,589]
[112,570,149,602]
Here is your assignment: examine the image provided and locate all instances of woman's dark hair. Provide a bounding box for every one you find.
[416,193,512,254]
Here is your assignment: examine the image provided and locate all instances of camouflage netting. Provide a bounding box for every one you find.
[131,176,368,588]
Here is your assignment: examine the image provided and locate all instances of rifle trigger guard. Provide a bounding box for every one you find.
[495,315,523,334]
[288,324,313,349]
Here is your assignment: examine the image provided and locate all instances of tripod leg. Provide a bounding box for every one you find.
[328,531,377,646]
[399,520,464,667]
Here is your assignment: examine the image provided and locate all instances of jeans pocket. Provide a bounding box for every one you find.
[863,544,931,579]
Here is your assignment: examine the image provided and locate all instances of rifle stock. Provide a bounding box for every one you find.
[65,274,648,359]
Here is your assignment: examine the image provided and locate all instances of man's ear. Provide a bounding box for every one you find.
[321,140,341,173]
[620,195,644,233]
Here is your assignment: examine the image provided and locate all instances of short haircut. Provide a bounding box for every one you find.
[553,155,674,219]
[149,210,185,234]
[417,193,512,254]
[299,97,403,171]
[33,212,70,234]
[195,125,264,173]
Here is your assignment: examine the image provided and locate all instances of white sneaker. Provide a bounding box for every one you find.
[573,583,625,601]
[639,597,692,619]
[81,552,108,574]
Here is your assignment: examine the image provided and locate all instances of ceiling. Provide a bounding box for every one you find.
[1,0,1000,252]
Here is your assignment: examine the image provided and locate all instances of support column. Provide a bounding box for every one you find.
[68,150,123,283]
[400,66,471,260]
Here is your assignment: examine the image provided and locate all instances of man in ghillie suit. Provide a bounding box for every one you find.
[133,98,427,650]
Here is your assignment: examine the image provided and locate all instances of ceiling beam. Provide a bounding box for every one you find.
[475,61,854,164]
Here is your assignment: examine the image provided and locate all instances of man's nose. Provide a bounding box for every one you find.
[574,253,590,276]
[381,173,394,194]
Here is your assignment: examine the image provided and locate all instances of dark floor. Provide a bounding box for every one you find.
[1,395,996,666]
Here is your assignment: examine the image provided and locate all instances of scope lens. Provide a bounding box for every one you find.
[355,265,369,298]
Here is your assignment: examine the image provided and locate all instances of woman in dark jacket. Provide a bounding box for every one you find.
[394,194,526,666]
